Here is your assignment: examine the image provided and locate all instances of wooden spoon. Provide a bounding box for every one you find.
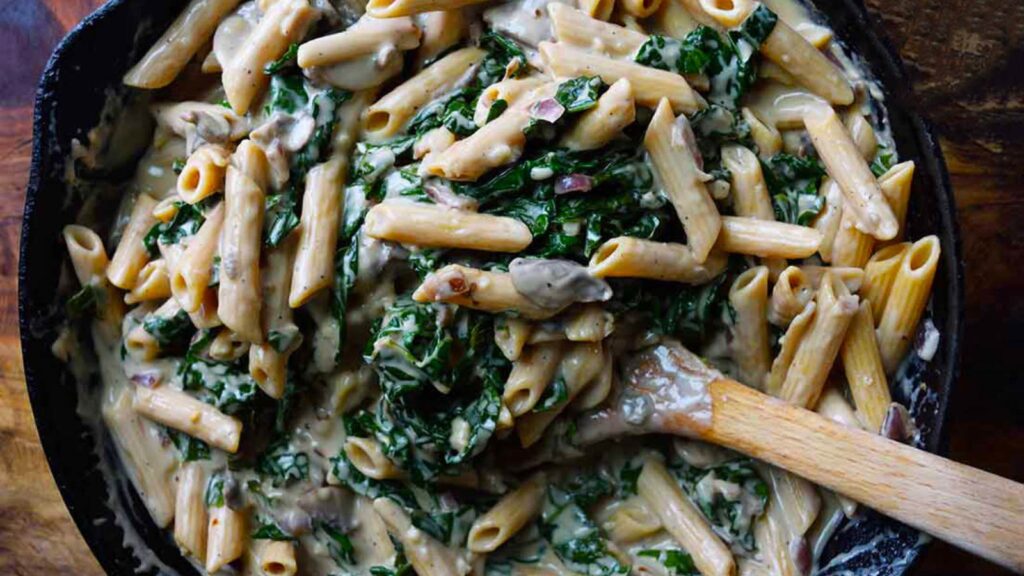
[570,342,1024,572]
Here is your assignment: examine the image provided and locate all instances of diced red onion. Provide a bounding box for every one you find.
[130,372,161,388]
[554,174,593,195]
[529,98,565,124]
[671,115,703,171]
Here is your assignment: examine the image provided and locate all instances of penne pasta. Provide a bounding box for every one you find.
[765,300,815,396]
[644,99,720,262]
[174,463,208,561]
[373,498,464,576]
[205,504,246,573]
[698,0,754,27]
[861,242,910,321]
[123,0,242,89]
[171,202,225,313]
[502,342,566,416]
[877,161,916,245]
[549,4,646,57]
[344,437,405,480]
[589,237,728,284]
[125,259,172,305]
[365,202,533,253]
[413,265,561,319]
[297,16,421,68]
[560,78,636,151]
[716,216,823,260]
[877,235,940,374]
[108,194,159,290]
[515,341,604,446]
[177,144,230,205]
[730,266,771,389]
[258,540,297,576]
[468,472,546,552]
[367,0,489,17]
[416,10,467,65]
[813,178,844,263]
[759,16,853,105]
[621,0,664,18]
[289,159,345,308]
[841,301,890,432]
[133,385,243,453]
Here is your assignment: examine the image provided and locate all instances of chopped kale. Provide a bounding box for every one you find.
[252,517,296,541]
[555,76,604,113]
[265,72,308,115]
[167,428,210,462]
[532,376,568,413]
[315,520,356,566]
[264,43,299,75]
[66,285,98,320]
[142,309,194,348]
[670,457,768,551]
[761,153,827,225]
[143,201,207,257]
[637,549,699,575]
[871,145,897,177]
[256,439,310,487]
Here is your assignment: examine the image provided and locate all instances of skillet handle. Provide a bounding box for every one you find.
[701,379,1024,573]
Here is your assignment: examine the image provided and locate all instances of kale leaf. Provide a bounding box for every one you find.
[761,153,827,225]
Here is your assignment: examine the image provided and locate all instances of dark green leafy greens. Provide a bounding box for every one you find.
[636,549,700,575]
[143,201,207,257]
[670,457,768,551]
[66,285,98,320]
[761,153,827,225]
[167,428,210,462]
[264,43,299,75]
[142,309,194,348]
[870,145,897,177]
[178,331,258,414]
[540,478,628,575]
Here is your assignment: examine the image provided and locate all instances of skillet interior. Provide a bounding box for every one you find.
[18,0,963,573]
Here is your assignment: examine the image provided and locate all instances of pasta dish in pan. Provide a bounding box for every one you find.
[55,0,941,573]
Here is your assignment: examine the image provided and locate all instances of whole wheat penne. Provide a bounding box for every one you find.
[515,341,604,446]
[503,342,566,416]
[126,259,172,305]
[209,328,250,362]
[878,161,916,245]
[602,495,662,543]
[364,47,485,139]
[365,202,532,253]
[63,225,124,329]
[717,216,822,260]
[171,202,225,313]
[589,237,728,284]
[124,0,242,89]
[564,304,614,342]
[134,385,243,453]
[841,301,890,432]
[289,159,344,308]
[742,107,782,158]
[799,265,864,293]
[816,385,863,429]
[344,437,405,480]
[813,178,844,262]
[259,541,297,576]
[560,78,636,151]
[174,463,208,561]
[621,0,663,18]
[468,472,546,552]
[297,16,421,68]
[769,266,813,327]
[723,145,774,221]
[472,77,546,126]
[697,0,754,26]
[730,266,771,389]
[205,504,246,573]
[250,235,301,399]
[846,114,878,161]
[367,0,488,17]
[413,264,562,319]
[645,99,720,262]
[373,498,464,576]
[177,144,231,205]
[638,458,735,576]
[861,242,910,321]
[416,10,466,65]
[222,0,317,114]
[108,193,159,290]
[572,346,614,411]
[539,42,705,113]
[759,16,853,105]
[495,317,533,361]
[218,141,267,343]
[549,4,646,57]
[765,300,815,396]
[877,235,940,374]
[804,105,898,241]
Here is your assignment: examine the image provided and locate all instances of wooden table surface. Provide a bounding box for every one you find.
[0,1,1021,575]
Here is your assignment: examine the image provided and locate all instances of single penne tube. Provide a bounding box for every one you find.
[108,193,159,290]
[473,77,546,126]
[366,0,488,17]
[289,159,344,308]
[426,83,556,181]
[804,105,898,241]
[416,10,466,66]
[816,385,863,429]
[831,207,875,268]
[769,266,813,327]
[177,144,231,205]
[344,437,405,480]
[697,0,754,26]
[218,141,267,343]
[644,99,720,261]
[539,42,705,113]
[861,242,910,321]
[373,498,464,576]
[103,389,177,528]
[133,385,243,453]
[730,266,771,390]
[63,225,124,328]
[877,235,940,374]
[798,265,864,293]
[467,472,546,552]
[413,264,560,319]
[638,458,735,576]
[878,161,916,245]
[601,495,662,543]
[548,4,647,57]
[221,0,317,114]
[760,464,821,536]
[621,0,663,17]
[123,0,242,89]
[364,47,485,139]
[189,288,223,330]
[495,317,533,361]
[126,259,172,304]
[297,16,421,68]
[841,302,890,432]
[813,178,844,262]
[516,341,604,446]
[716,216,823,259]
[171,202,225,313]
[502,342,566,416]
[589,237,728,284]
[174,463,209,562]
[564,303,614,342]
[723,144,774,221]
[364,202,532,253]
[678,0,724,28]
[125,298,185,361]
[251,236,301,399]
[765,300,815,396]
[742,107,782,158]
[778,274,859,408]
[206,504,246,573]
[258,541,297,576]
[759,17,853,105]
[560,78,636,151]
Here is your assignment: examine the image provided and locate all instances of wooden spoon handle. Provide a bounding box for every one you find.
[702,378,1024,573]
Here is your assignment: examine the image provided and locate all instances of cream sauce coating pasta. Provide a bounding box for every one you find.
[56,0,939,574]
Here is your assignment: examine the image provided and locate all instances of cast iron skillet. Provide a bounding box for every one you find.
[19,0,964,574]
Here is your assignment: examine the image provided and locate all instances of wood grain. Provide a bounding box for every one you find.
[0,1,1020,575]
